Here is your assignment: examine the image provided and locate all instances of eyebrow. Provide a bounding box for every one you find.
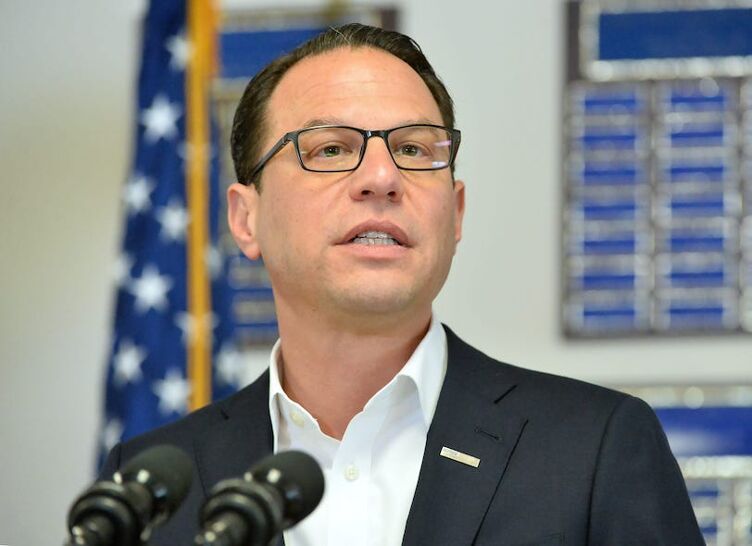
[301,117,441,129]
[302,117,346,128]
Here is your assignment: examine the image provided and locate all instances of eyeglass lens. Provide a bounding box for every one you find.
[297,126,454,172]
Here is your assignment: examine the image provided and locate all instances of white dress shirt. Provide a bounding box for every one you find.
[267,315,447,546]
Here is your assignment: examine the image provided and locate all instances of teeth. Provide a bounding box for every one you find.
[352,231,399,246]
[357,231,391,238]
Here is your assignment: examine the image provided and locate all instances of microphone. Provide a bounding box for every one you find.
[195,450,325,546]
[66,444,193,546]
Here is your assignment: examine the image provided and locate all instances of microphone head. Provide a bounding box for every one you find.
[119,444,193,517]
[248,450,324,527]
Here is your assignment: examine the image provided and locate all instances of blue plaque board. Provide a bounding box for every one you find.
[621,385,752,546]
[580,2,752,81]
[564,1,752,337]
[598,9,752,61]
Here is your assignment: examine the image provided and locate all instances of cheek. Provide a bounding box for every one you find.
[434,203,461,264]
[422,192,457,240]
[256,188,331,260]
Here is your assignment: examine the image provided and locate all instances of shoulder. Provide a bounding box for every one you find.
[443,325,671,473]
[443,324,627,401]
[101,372,269,475]
[442,324,645,424]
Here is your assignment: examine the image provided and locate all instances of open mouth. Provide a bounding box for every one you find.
[350,230,403,246]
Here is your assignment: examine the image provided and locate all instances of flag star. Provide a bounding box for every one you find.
[205,245,223,279]
[113,339,147,386]
[102,419,123,452]
[166,32,191,71]
[152,368,191,416]
[128,265,173,314]
[123,175,154,215]
[156,199,190,242]
[114,253,134,287]
[175,311,218,344]
[141,94,181,143]
[216,343,248,388]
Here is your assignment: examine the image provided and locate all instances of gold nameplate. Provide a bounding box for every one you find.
[440,446,481,468]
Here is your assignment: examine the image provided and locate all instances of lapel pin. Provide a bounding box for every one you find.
[440,446,481,468]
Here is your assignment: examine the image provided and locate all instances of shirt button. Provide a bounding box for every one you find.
[344,464,359,481]
[290,410,305,427]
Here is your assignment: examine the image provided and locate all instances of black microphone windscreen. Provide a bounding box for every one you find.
[120,444,193,514]
[250,450,324,523]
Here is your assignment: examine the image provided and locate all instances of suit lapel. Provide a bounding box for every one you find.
[192,371,286,546]
[189,329,525,546]
[193,370,275,494]
[402,327,528,546]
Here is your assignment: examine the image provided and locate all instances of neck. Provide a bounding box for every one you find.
[274,300,432,439]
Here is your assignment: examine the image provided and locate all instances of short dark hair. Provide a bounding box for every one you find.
[230,23,456,188]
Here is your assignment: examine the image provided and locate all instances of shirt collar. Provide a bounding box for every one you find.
[268,313,447,443]
[390,314,447,427]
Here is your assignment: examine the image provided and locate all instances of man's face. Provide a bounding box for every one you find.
[229,47,465,328]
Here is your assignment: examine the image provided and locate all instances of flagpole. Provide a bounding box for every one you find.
[186,0,217,411]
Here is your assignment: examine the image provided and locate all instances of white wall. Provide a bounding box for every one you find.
[1,1,143,544]
[1,1,749,544]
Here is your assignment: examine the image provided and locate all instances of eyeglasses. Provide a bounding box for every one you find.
[245,123,461,184]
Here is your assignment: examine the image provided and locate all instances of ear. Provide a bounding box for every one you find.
[227,182,262,260]
[452,179,465,244]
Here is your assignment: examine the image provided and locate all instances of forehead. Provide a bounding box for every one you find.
[266,47,443,135]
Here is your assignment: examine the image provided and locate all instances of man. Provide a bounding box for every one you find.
[101,24,703,545]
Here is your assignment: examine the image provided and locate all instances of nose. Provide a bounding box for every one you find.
[347,135,404,203]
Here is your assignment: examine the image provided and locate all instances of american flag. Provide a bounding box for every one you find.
[98,0,243,467]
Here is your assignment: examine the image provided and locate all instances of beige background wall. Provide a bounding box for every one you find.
[1,1,748,544]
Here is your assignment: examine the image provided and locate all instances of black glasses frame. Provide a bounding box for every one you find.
[244,123,461,185]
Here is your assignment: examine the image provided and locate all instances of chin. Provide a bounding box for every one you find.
[332,287,419,317]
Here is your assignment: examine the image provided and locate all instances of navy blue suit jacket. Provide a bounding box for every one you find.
[101,326,703,545]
